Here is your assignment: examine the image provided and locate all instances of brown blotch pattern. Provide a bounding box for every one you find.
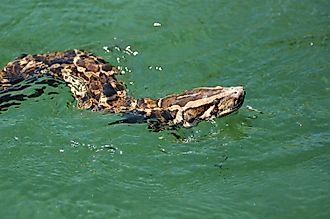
[0,49,245,130]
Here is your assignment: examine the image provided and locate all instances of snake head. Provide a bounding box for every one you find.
[159,86,246,128]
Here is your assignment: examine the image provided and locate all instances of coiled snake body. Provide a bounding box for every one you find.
[0,49,245,131]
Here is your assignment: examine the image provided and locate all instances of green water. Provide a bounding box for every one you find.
[1,0,329,218]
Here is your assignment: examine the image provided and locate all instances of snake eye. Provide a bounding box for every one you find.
[212,99,220,105]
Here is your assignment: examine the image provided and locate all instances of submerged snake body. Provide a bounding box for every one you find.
[0,49,245,130]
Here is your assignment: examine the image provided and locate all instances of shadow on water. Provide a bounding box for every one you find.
[0,76,66,113]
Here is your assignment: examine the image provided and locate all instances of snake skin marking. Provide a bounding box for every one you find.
[0,49,245,131]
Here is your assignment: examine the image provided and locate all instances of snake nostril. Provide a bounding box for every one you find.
[212,99,220,105]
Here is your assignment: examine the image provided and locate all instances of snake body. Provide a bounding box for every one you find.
[0,49,245,130]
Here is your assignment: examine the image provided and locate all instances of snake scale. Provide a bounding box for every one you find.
[0,49,245,131]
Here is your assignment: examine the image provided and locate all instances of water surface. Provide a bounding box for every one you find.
[0,0,329,218]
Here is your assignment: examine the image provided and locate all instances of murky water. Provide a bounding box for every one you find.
[1,0,329,218]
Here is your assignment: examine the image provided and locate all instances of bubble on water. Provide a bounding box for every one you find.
[103,46,110,53]
[124,45,139,56]
[155,66,163,71]
[153,22,161,27]
[70,140,80,147]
